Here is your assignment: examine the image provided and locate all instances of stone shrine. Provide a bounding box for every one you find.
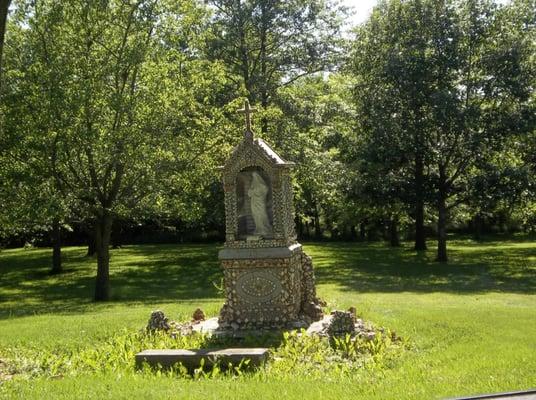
[217,100,323,331]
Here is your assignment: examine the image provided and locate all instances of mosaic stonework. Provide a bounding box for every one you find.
[235,270,282,303]
[218,103,323,330]
[221,137,297,249]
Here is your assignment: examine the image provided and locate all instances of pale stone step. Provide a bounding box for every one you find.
[135,348,269,370]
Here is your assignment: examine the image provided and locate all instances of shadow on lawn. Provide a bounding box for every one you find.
[0,239,534,318]
[0,244,223,318]
[308,240,535,295]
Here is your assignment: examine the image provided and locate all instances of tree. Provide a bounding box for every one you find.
[429,0,534,261]
[349,0,437,252]
[208,0,347,132]
[0,0,10,84]
[466,149,533,239]
[346,135,410,246]
[350,0,534,261]
[267,74,354,240]
[2,0,233,300]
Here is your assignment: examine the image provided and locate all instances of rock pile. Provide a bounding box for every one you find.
[146,310,171,332]
[306,308,380,340]
[146,310,193,336]
[327,310,356,337]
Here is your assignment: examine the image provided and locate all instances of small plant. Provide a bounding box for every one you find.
[212,278,225,295]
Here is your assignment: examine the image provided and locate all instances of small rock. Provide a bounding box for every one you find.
[290,320,309,329]
[316,297,327,307]
[347,307,357,322]
[303,301,323,321]
[327,310,355,337]
[192,308,205,323]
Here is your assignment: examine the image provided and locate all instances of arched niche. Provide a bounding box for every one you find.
[236,166,274,239]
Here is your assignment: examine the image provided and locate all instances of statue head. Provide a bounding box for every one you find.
[251,171,266,187]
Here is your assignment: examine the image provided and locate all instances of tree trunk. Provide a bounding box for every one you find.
[359,221,366,241]
[343,225,351,240]
[366,224,378,241]
[437,169,448,262]
[414,154,427,250]
[238,16,251,99]
[111,219,122,249]
[473,213,483,240]
[260,94,268,134]
[259,2,269,134]
[389,215,400,247]
[94,211,113,301]
[296,216,303,238]
[86,235,96,257]
[350,225,357,240]
[0,0,10,86]
[50,219,62,274]
[82,221,96,256]
[313,205,322,239]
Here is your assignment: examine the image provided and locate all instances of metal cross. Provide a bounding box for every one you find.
[237,99,257,138]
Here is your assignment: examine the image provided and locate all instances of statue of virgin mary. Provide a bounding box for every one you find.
[247,171,272,236]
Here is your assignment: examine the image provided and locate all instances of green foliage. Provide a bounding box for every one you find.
[0,326,402,383]
[347,0,535,258]
[0,0,245,297]
[2,0,231,220]
[264,74,355,238]
[0,240,535,398]
[1,0,533,253]
[2,330,206,379]
[207,0,348,107]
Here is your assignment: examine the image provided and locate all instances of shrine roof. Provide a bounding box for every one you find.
[254,138,287,165]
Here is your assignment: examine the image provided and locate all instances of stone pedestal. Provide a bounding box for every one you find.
[218,244,303,329]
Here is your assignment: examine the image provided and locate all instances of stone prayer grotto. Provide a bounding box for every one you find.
[216,100,324,331]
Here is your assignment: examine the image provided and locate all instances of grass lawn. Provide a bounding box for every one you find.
[0,236,535,399]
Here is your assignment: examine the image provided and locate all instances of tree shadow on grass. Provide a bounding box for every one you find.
[107,244,223,301]
[307,240,535,295]
[0,239,534,319]
[0,244,224,319]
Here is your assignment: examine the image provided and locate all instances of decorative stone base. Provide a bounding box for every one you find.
[192,317,309,338]
[217,244,323,330]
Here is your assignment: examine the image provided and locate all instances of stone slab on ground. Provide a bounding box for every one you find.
[192,317,220,334]
[306,314,332,335]
[135,348,269,370]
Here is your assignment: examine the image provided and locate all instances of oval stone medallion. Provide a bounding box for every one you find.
[235,270,282,303]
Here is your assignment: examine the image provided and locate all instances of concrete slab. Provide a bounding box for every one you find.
[218,244,302,260]
[135,348,269,370]
[306,314,332,335]
[191,317,220,334]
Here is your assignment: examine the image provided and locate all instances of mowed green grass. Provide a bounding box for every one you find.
[0,237,535,399]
